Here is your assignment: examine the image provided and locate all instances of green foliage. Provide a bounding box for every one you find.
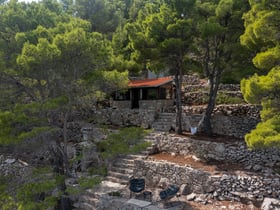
[215,0,233,18]
[78,176,101,190]
[241,67,280,107]
[245,115,280,149]
[0,99,62,145]
[240,1,280,71]
[241,68,280,149]
[0,177,19,210]
[87,70,129,95]
[88,165,108,176]
[65,175,102,195]
[16,178,57,210]
[0,111,16,144]
[108,191,121,197]
[18,126,54,140]
[253,45,280,70]
[97,127,151,159]
[216,92,244,105]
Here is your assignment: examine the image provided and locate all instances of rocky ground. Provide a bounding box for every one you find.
[1,131,280,210]
[149,153,262,210]
[142,132,280,210]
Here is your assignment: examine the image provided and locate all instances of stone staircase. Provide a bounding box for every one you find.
[73,188,98,210]
[73,132,159,210]
[152,112,175,132]
[105,154,139,185]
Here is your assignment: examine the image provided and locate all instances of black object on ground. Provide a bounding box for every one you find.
[159,185,179,200]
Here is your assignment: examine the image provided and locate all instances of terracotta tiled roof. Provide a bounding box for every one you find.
[128,77,173,88]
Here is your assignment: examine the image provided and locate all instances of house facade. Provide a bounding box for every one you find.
[112,77,175,111]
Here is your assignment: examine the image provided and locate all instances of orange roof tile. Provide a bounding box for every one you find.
[128,77,173,88]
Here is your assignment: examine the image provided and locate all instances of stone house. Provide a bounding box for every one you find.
[112,77,175,111]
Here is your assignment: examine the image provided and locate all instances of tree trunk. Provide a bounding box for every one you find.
[175,70,183,134]
[63,111,71,177]
[203,71,221,136]
[202,37,223,136]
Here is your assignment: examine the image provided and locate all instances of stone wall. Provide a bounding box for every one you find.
[94,104,261,138]
[112,99,174,111]
[133,133,280,203]
[94,108,156,129]
[134,159,280,202]
[182,104,261,138]
[147,132,280,168]
[111,100,131,109]
[139,99,174,111]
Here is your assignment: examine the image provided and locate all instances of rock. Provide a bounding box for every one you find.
[213,191,219,197]
[5,158,16,164]
[214,144,226,155]
[253,164,262,171]
[186,193,196,201]
[180,184,192,195]
[261,197,280,210]
[158,178,169,189]
[245,165,252,170]
[194,195,207,204]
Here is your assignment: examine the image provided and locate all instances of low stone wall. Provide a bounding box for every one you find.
[94,108,156,129]
[139,99,174,111]
[211,115,259,138]
[134,159,280,202]
[183,82,244,106]
[183,90,244,105]
[182,104,261,138]
[149,133,280,169]
[133,133,280,203]
[112,99,174,111]
[111,100,131,109]
[95,104,261,138]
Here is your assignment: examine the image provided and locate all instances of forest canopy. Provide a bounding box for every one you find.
[240,0,280,149]
[0,0,278,147]
[1,0,280,208]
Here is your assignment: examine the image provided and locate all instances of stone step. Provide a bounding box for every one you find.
[73,201,96,210]
[79,195,98,206]
[152,121,172,126]
[157,114,175,117]
[144,136,155,141]
[108,171,132,180]
[157,115,175,119]
[152,112,175,132]
[152,124,172,131]
[154,119,174,124]
[112,161,134,169]
[75,131,162,209]
[126,154,146,159]
[157,112,175,117]
[105,175,129,185]
[110,166,133,174]
[114,158,134,165]
[94,181,127,198]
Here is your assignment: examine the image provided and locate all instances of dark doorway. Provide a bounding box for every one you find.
[131,89,140,109]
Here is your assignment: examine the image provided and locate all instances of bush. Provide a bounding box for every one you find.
[216,92,244,104]
[245,115,280,149]
[97,127,151,159]
[78,176,101,190]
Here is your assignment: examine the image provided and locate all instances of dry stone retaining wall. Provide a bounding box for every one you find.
[94,108,156,129]
[133,133,280,204]
[95,104,261,139]
[149,133,280,170]
[134,159,280,202]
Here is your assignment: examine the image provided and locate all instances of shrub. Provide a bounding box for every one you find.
[216,92,244,104]
[97,127,151,159]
